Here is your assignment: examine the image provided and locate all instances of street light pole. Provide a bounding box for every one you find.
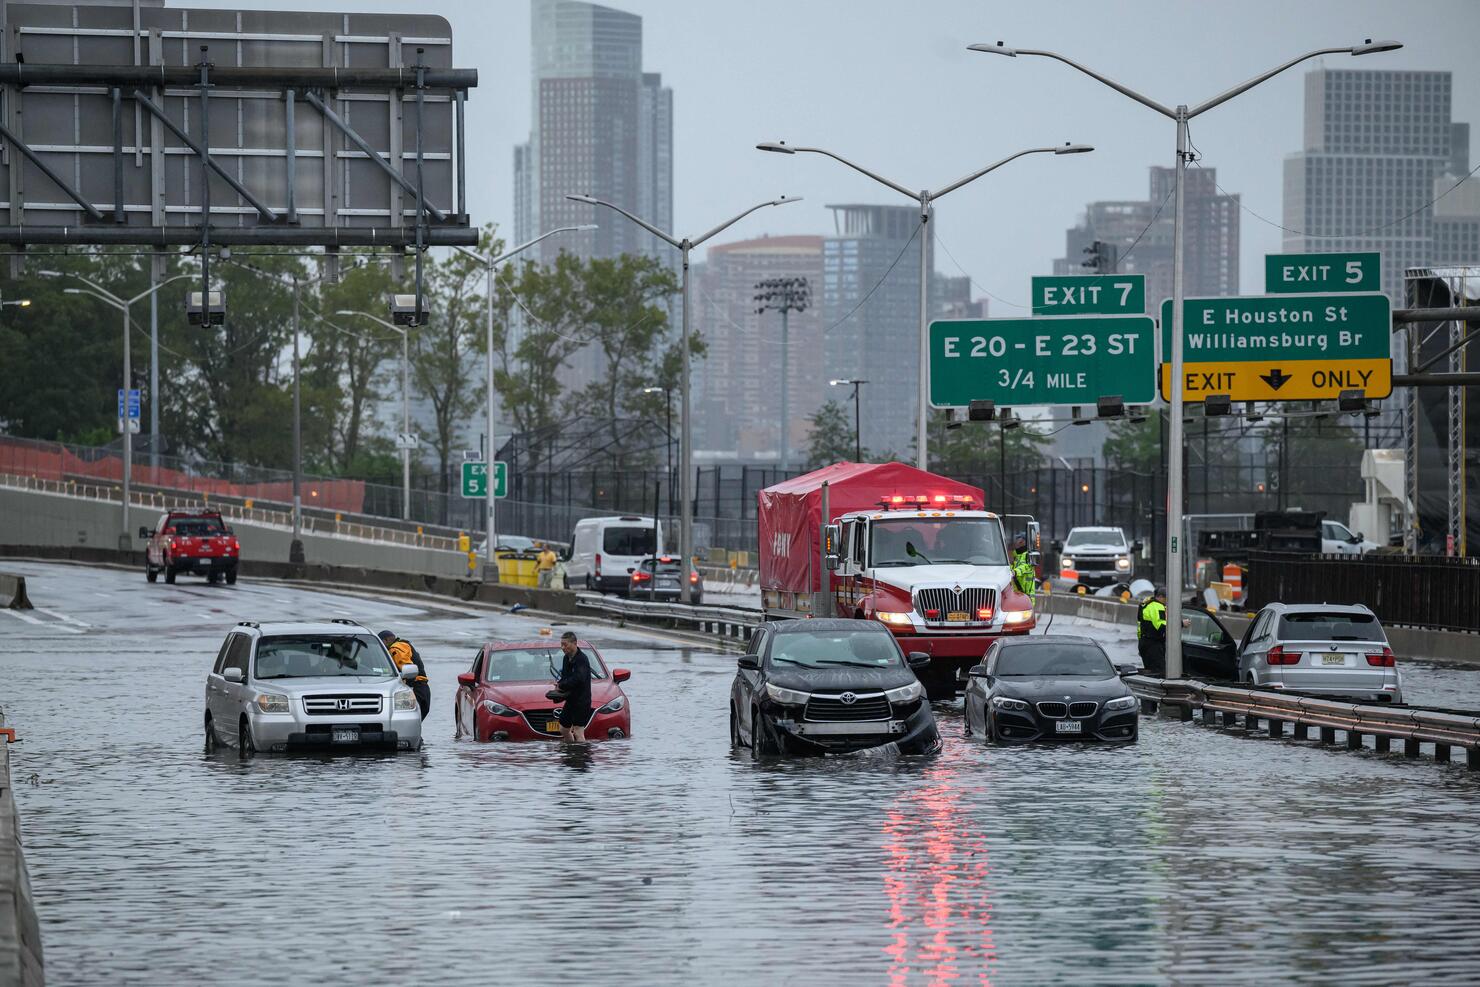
[453,224,595,576]
[970,37,1402,678]
[829,378,867,461]
[43,270,191,549]
[336,307,417,522]
[641,385,674,515]
[758,140,1091,470]
[566,192,800,604]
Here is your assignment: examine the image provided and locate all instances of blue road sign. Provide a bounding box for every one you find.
[117,388,141,419]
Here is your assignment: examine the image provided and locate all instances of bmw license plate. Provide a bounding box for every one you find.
[1322,653,1345,666]
[947,611,970,622]
[331,727,359,744]
[1054,720,1082,734]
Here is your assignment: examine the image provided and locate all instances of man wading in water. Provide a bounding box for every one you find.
[555,631,593,743]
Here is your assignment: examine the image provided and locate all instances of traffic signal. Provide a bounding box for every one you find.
[1080,240,1119,275]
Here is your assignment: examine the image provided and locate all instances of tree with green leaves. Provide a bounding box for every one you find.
[806,400,863,467]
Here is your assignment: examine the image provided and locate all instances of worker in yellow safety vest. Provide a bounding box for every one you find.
[1137,587,1167,677]
[1011,536,1037,599]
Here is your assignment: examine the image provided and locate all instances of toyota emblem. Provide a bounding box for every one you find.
[840,692,858,705]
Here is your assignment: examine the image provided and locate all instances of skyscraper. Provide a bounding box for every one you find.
[1283,68,1471,300]
[1053,166,1239,306]
[822,204,931,459]
[693,236,826,458]
[514,0,673,266]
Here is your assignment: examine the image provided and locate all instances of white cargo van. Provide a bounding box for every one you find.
[567,516,664,594]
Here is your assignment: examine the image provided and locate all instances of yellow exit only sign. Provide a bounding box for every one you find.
[1159,358,1392,402]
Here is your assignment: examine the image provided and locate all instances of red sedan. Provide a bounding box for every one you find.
[454,639,632,742]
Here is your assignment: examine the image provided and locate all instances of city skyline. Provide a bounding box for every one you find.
[183,0,1480,313]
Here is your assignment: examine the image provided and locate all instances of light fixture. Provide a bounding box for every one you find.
[967,399,995,422]
[1204,394,1232,417]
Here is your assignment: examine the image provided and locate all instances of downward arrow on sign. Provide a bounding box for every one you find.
[1260,368,1292,391]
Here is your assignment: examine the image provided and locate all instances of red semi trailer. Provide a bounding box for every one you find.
[759,462,1038,696]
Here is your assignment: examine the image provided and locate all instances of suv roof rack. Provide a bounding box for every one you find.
[330,618,361,626]
[236,621,259,628]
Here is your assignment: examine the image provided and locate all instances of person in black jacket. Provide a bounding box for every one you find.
[556,631,593,742]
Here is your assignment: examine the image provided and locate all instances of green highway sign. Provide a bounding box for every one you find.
[1031,274,1145,315]
[1157,293,1393,402]
[1265,251,1380,294]
[460,460,507,499]
[929,315,1156,408]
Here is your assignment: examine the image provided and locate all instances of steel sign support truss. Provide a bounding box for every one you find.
[0,62,474,252]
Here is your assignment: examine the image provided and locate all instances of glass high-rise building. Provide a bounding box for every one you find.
[514,0,673,267]
[1283,68,1473,301]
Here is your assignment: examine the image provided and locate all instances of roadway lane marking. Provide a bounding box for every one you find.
[33,607,90,627]
[0,610,82,633]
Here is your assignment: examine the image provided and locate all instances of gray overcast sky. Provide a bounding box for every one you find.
[202,0,1479,306]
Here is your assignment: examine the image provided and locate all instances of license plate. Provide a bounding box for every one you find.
[947,611,970,622]
[544,720,562,733]
[1054,720,1083,734]
[1322,654,1346,666]
[331,728,359,744]
[658,579,678,588]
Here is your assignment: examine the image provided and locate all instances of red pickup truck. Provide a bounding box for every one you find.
[140,510,241,585]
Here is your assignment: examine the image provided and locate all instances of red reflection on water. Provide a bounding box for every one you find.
[881,770,996,985]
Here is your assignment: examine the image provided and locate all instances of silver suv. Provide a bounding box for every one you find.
[1237,603,1403,703]
[204,620,424,754]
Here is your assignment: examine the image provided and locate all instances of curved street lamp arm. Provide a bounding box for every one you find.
[566,194,679,249]
[65,286,123,311]
[792,146,918,201]
[974,46,1176,119]
[691,196,801,248]
[336,308,401,333]
[126,271,195,307]
[1189,46,1353,118]
[932,146,1069,201]
[485,224,598,267]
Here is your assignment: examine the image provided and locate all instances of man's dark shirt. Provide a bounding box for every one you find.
[558,648,593,711]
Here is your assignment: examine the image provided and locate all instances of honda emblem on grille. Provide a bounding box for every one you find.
[840,692,857,705]
[337,698,351,710]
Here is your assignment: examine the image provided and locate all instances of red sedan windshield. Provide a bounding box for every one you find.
[484,647,607,682]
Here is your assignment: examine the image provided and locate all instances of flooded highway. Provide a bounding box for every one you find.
[4,560,1480,985]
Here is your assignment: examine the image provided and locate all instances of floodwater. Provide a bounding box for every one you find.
[4,561,1480,985]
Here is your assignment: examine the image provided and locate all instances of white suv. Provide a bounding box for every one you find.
[204,620,424,754]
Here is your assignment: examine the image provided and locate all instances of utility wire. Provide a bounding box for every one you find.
[819,221,921,336]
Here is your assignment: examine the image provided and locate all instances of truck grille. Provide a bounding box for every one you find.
[914,587,996,619]
[303,694,383,716]
[1069,701,1099,718]
[1069,555,1117,573]
[805,693,890,722]
[1036,701,1068,718]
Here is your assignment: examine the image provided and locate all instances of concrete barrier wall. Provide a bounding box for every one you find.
[0,734,44,987]
[0,486,469,579]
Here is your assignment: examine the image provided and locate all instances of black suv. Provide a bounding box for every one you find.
[729,619,940,757]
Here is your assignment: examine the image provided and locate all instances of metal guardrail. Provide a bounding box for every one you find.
[0,472,464,552]
[1125,675,1480,769]
[574,594,761,643]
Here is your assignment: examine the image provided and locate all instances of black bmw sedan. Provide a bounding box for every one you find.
[730,619,941,758]
[963,636,1140,743]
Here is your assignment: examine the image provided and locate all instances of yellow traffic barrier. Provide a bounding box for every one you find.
[457,532,470,553]
[495,551,539,587]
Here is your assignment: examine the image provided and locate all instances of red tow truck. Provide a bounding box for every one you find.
[759,462,1039,696]
[140,510,241,585]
